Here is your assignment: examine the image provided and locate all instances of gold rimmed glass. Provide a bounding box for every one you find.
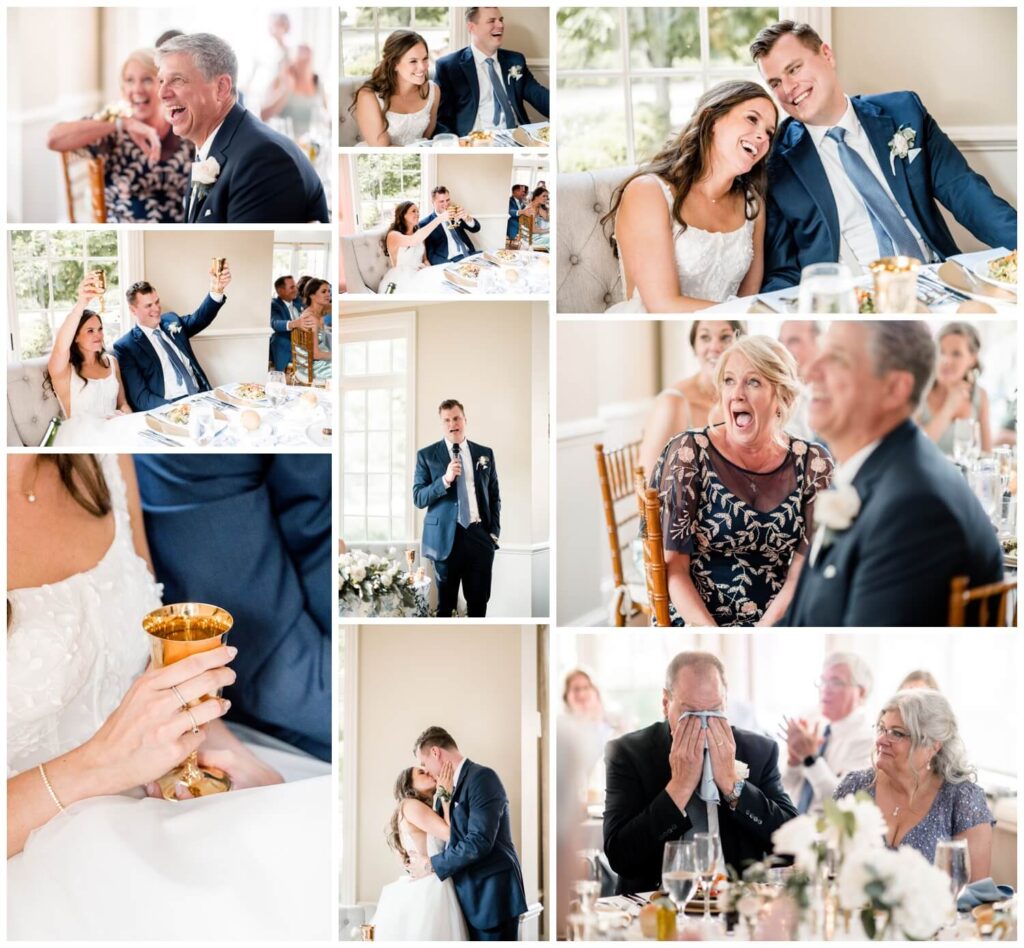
[143,602,234,800]
[92,269,106,314]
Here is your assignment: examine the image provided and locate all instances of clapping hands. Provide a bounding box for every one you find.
[780,716,821,765]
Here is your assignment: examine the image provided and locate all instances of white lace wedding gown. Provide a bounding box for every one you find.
[377,83,436,146]
[7,454,331,941]
[378,243,428,294]
[53,362,121,446]
[607,175,755,312]
[372,819,468,941]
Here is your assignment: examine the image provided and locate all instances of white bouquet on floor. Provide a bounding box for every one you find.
[338,549,430,617]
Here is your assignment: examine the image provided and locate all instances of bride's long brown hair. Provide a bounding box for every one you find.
[349,30,430,134]
[380,201,417,257]
[385,767,433,863]
[601,80,775,253]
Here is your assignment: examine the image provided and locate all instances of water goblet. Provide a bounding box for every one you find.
[662,840,699,924]
[797,263,858,313]
[142,603,234,800]
[267,370,287,409]
[692,832,722,924]
[935,838,970,929]
[189,401,217,446]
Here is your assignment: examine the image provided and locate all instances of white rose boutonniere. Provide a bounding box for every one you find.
[168,321,183,336]
[809,484,861,566]
[887,125,917,175]
[476,455,489,470]
[734,761,750,780]
[191,156,221,200]
[507,65,523,81]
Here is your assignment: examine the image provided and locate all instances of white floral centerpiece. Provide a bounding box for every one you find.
[338,549,431,617]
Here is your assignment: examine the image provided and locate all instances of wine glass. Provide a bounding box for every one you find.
[993,445,1015,495]
[692,832,722,924]
[952,419,980,469]
[142,603,234,800]
[934,838,970,929]
[662,840,698,925]
[189,401,217,446]
[267,370,287,409]
[969,459,1002,527]
[797,263,858,313]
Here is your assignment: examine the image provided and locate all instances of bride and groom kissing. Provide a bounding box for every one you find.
[350,7,549,146]
[373,727,528,941]
[606,19,1017,313]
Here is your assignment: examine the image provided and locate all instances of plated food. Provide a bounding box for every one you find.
[444,260,483,288]
[484,249,522,266]
[161,403,191,427]
[987,250,1017,286]
[462,130,493,147]
[234,382,267,401]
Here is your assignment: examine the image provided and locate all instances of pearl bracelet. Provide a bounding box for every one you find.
[38,762,66,814]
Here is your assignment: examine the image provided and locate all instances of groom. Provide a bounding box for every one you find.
[751,21,1017,291]
[157,33,329,223]
[434,7,550,137]
[409,726,527,941]
[412,399,500,617]
[419,187,481,266]
[113,265,230,411]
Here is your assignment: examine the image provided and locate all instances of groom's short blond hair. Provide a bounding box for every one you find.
[414,726,459,754]
[749,21,824,62]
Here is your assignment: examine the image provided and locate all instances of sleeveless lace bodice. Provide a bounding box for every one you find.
[7,454,164,776]
[376,83,436,146]
[609,175,755,311]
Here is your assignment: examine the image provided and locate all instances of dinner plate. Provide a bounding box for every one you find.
[962,251,1017,293]
[219,382,270,406]
[306,423,332,447]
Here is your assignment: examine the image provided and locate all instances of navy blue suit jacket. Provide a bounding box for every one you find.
[507,197,525,239]
[412,440,500,562]
[782,419,1004,626]
[430,760,528,931]
[763,92,1018,291]
[269,296,298,371]
[418,212,481,267]
[113,294,224,411]
[134,455,332,761]
[434,47,549,137]
[604,721,796,893]
[184,102,329,224]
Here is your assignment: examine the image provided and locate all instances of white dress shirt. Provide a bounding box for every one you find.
[470,43,508,132]
[444,438,480,524]
[195,120,226,164]
[833,438,882,488]
[805,97,933,269]
[782,706,875,815]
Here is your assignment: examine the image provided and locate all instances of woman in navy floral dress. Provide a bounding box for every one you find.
[48,49,193,223]
[651,335,833,626]
[835,689,993,877]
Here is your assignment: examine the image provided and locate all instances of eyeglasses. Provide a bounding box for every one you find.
[815,677,854,690]
[875,724,910,742]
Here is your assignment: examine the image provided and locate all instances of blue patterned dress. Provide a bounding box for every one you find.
[835,769,994,862]
[651,426,833,626]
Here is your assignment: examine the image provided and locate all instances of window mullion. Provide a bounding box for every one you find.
[620,6,635,167]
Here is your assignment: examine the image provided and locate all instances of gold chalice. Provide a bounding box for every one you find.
[210,256,227,279]
[143,602,234,800]
[92,269,106,314]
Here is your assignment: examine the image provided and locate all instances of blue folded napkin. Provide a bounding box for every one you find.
[957,877,1015,911]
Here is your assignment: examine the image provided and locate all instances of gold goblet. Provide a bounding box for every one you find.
[92,269,106,314]
[143,602,234,800]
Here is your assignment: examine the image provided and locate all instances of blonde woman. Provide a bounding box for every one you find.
[651,335,833,626]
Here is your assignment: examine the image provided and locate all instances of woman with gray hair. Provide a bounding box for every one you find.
[651,335,833,626]
[834,689,993,879]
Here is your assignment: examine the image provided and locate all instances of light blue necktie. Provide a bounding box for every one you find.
[484,57,515,128]
[155,330,200,395]
[797,724,832,814]
[455,450,472,529]
[825,126,922,259]
[679,711,728,804]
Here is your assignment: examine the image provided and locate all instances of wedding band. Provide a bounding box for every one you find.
[715,740,724,746]
[171,684,188,710]
[185,707,200,735]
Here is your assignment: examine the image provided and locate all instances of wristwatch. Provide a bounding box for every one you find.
[803,754,817,768]
[722,778,745,808]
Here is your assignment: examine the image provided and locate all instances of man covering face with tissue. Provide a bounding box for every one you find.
[603,651,797,895]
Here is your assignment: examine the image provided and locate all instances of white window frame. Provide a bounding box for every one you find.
[340,312,418,542]
[7,229,129,360]
[511,155,549,195]
[272,238,331,293]
[558,5,787,167]
[347,153,427,231]
[340,6,455,76]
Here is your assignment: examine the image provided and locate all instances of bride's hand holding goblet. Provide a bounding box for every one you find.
[79,645,237,796]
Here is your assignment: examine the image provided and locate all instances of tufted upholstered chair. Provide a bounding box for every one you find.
[556,166,634,313]
[8,357,62,446]
[340,227,389,294]
[338,75,367,147]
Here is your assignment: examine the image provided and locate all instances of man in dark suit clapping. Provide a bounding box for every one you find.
[413,399,500,617]
[782,321,1003,626]
[604,651,796,893]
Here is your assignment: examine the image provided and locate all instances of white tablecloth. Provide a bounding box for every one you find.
[394,251,551,297]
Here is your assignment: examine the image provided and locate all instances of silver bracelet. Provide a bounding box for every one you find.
[38,762,66,814]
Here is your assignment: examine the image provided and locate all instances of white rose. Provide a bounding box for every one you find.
[349,564,367,583]
[367,554,380,567]
[814,485,861,531]
[891,137,909,158]
[772,815,820,872]
[380,573,392,588]
[191,156,221,185]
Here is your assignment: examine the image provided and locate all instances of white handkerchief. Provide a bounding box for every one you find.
[908,148,922,165]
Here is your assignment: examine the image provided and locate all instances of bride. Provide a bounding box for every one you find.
[377,201,448,294]
[352,30,440,146]
[45,273,130,444]
[604,80,777,312]
[373,762,468,940]
[7,454,330,939]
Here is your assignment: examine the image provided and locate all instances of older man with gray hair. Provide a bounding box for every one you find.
[782,320,1002,626]
[157,33,328,223]
[782,652,875,816]
[603,651,796,894]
